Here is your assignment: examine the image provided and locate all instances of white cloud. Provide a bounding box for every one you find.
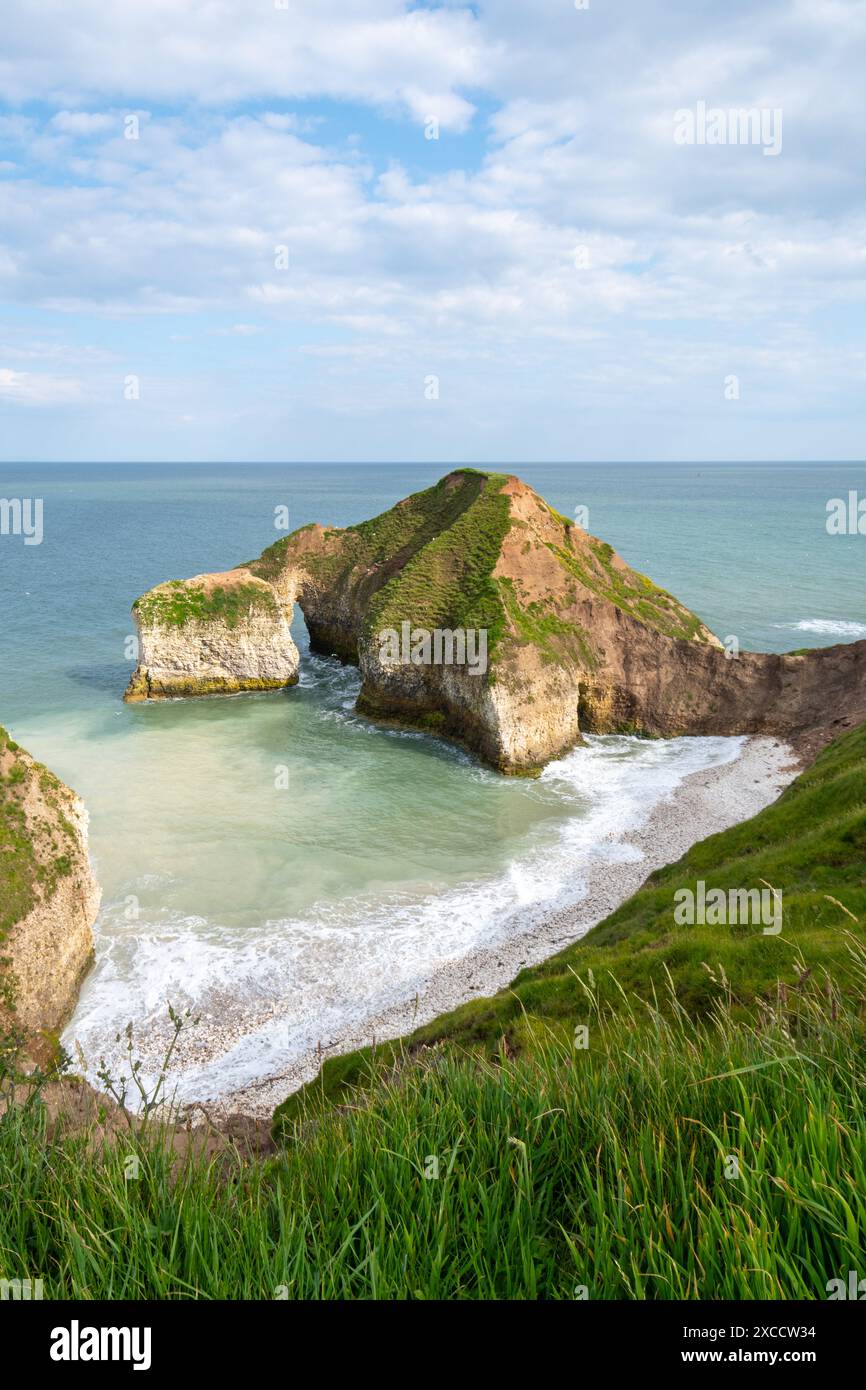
[50,110,116,135]
[0,0,487,129]
[0,367,85,404]
[0,0,864,456]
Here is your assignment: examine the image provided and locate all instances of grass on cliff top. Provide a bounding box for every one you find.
[250,469,495,584]
[362,470,512,646]
[250,468,515,649]
[276,721,866,1125]
[133,579,279,629]
[2,971,865,1299]
[210,470,714,672]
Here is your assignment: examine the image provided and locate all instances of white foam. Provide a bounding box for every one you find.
[775,619,866,638]
[64,732,745,1103]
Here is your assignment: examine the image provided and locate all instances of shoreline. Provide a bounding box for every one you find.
[182,734,802,1123]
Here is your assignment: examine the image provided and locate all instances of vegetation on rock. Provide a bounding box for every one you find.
[133,579,279,630]
[0,728,81,1018]
[127,469,866,768]
[247,468,713,667]
[0,727,76,943]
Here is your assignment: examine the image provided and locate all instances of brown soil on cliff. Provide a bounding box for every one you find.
[0,1075,276,1168]
[126,470,866,772]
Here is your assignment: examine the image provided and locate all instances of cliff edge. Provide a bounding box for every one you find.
[0,727,100,1049]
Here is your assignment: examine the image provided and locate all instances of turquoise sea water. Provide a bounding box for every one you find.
[1,462,863,1097]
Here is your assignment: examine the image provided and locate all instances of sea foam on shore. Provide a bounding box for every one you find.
[64,733,798,1121]
[195,734,798,1118]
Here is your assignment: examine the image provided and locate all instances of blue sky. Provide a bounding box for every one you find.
[0,0,864,463]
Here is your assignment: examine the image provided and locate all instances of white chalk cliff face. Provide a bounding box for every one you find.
[355,629,583,773]
[125,570,299,701]
[123,470,866,772]
[0,729,100,1047]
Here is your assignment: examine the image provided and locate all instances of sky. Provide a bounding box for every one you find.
[0,0,864,463]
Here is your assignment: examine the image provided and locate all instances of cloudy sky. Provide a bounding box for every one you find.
[0,0,864,462]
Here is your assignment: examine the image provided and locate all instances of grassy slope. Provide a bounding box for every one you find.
[250,468,514,649]
[275,722,866,1120]
[3,728,865,1299]
[250,469,714,669]
[3,994,864,1298]
[363,471,512,648]
[550,536,711,643]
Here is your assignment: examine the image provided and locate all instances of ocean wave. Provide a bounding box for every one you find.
[774,619,866,638]
[64,733,745,1102]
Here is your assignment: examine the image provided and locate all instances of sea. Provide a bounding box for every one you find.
[1,461,863,1098]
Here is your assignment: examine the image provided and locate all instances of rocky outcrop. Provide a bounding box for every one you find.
[0,728,100,1047]
[124,469,866,772]
[125,570,299,700]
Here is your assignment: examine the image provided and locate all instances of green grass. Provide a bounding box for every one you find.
[498,577,600,669]
[245,524,319,584]
[3,725,865,1299]
[283,723,866,1103]
[133,580,279,630]
[364,471,512,649]
[247,470,514,661]
[250,470,498,596]
[250,469,516,661]
[2,965,865,1299]
[548,539,710,643]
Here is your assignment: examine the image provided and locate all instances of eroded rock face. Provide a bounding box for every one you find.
[123,470,866,771]
[125,570,299,700]
[355,629,584,772]
[0,729,100,1044]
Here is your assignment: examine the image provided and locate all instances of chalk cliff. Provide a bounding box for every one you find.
[0,728,100,1046]
[125,570,299,700]
[124,470,866,771]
